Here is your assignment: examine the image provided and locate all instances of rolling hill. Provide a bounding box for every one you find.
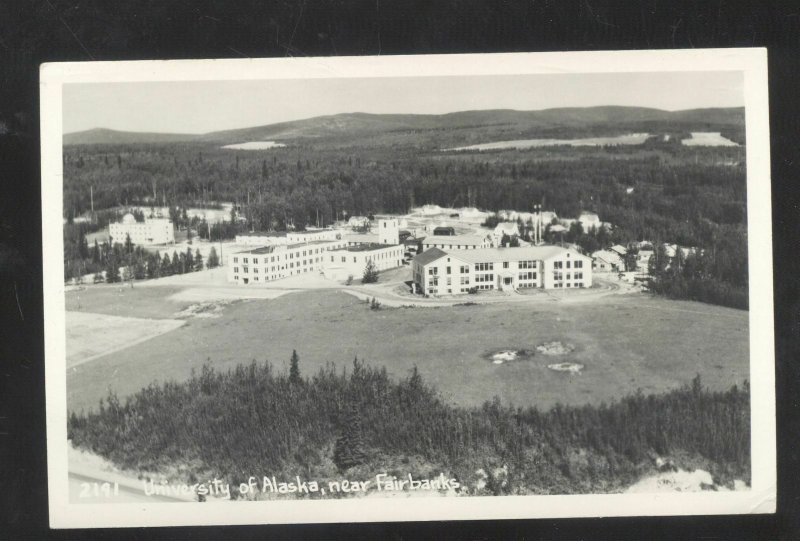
[63,106,745,146]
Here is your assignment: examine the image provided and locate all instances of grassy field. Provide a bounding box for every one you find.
[66,287,749,414]
[65,284,191,319]
[66,311,184,368]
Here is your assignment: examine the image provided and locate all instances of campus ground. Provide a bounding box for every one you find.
[65,273,749,414]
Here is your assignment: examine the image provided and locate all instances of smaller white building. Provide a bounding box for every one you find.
[592,249,623,272]
[109,213,174,245]
[322,243,405,281]
[578,212,602,231]
[492,222,520,245]
[422,234,491,251]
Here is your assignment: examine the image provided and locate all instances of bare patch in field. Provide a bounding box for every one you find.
[66,311,184,368]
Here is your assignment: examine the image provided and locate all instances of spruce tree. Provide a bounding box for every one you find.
[194,249,203,271]
[185,247,194,272]
[289,350,301,385]
[333,402,367,471]
[161,252,172,276]
[361,259,378,284]
[207,247,219,269]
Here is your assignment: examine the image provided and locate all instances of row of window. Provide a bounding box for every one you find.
[553,260,583,269]
[553,272,584,281]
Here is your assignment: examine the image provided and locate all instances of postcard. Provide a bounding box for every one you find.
[41,48,775,528]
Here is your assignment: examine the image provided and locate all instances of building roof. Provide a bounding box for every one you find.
[610,244,628,255]
[414,245,590,266]
[343,233,379,244]
[422,234,488,246]
[239,231,288,237]
[339,243,396,253]
[592,250,622,263]
[286,240,342,250]
[412,247,448,266]
[121,213,136,224]
[494,222,520,234]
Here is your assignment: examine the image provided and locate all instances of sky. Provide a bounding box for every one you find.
[63,71,744,134]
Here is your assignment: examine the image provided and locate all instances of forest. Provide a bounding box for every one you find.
[62,112,748,307]
[63,223,219,283]
[68,354,750,498]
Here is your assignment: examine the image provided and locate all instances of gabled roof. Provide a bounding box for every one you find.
[412,247,449,266]
[422,234,488,246]
[443,245,590,264]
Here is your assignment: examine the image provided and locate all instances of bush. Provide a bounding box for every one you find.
[68,357,751,495]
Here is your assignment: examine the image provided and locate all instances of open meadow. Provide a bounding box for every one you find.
[66,286,749,414]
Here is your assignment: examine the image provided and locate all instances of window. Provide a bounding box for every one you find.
[575,272,583,280]
[243,258,249,263]
[233,257,238,263]
[575,260,583,269]
[446,266,451,274]
[341,257,346,263]
[253,258,258,264]
[253,268,258,273]
[566,261,571,269]
[503,261,509,269]
[554,271,563,281]
[446,277,452,285]
[460,265,469,274]
[429,268,438,275]
[519,260,536,269]
[554,261,563,269]
[460,276,469,285]
[233,267,239,273]
[243,266,249,273]
[476,262,494,271]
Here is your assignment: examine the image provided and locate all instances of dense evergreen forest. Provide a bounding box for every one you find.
[62,112,748,307]
[68,355,750,497]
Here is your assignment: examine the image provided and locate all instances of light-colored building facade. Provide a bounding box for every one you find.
[422,234,492,251]
[412,245,592,296]
[236,229,343,246]
[227,218,404,285]
[322,243,405,281]
[591,249,623,272]
[109,214,174,245]
[227,239,348,284]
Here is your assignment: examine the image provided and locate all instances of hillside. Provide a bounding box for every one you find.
[63,106,745,146]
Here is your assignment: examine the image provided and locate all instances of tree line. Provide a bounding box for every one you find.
[68,353,750,498]
[63,142,748,307]
[63,224,219,283]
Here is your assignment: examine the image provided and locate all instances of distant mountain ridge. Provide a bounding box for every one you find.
[64,106,745,145]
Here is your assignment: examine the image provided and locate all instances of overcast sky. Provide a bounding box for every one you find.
[63,71,744,134]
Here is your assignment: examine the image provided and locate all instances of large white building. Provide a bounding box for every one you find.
[109,213,174,245]
[227,218,403,285]
[227,238,348,284]
[412,245,592,295]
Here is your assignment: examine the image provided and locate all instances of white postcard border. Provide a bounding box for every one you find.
[41,48,775,529]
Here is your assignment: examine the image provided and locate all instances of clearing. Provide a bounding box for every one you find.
[66,311,184,368]
[66,287,749,414]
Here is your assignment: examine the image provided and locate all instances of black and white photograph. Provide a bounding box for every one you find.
[40,49,774,527]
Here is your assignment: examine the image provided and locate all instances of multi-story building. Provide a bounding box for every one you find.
[227,239,347,284]
[227,218,404,285]
[109,213,174,245]
[412,245,592,296]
